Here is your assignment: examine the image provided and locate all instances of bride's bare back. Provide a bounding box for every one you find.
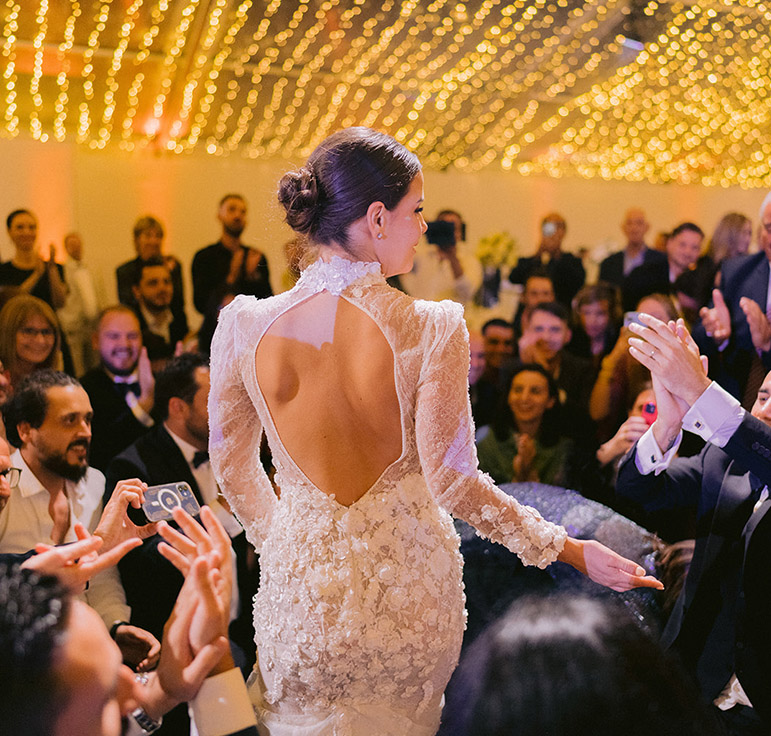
[255,290,402,506]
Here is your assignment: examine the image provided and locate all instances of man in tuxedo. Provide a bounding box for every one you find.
[105,353,257,664]
[80,306,155,471]
[599,208,666,289]
[694,193,771,406]
[131,257,189,372]
[508,213,585,308]
[621,221,703,311]
[619,314,771,734]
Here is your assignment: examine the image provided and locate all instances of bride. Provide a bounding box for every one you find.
[208,127,661,735]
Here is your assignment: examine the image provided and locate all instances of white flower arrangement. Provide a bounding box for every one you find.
[475,231,519,268]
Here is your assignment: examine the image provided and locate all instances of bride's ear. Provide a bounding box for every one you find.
[365,201,388,241]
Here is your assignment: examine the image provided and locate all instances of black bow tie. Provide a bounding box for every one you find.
[192,450,210,468]
[115,381,141,398]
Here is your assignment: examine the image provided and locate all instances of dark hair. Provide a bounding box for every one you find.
[153,352,208,421]
[530,301,569,325]
[670,221,704,240]
[219,193,246,208]
[277,127,421,250]
[0,563,72,736]
[572,282,622,327]
[6,209,34,230]
[2,370,81,447]
[132,215,164,241]
[447,593,719,736]
[437,209,462,220]
[491,363,560,444]
[481,318,513,336]
[133,255,169,287]
[524,268,553,287]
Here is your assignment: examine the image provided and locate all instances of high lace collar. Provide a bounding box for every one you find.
[297,256,385,296]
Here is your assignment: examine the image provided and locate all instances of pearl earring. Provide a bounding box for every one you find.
[377,233,383,239]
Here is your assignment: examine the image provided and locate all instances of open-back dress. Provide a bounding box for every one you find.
[209,256,567,735]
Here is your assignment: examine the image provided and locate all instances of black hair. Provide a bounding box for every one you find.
[481,318,513,336]
[278,127,421,250]
[0,562,72,736]
[2,370,81,447]
[491,363,561,445]
[6,209,33,230]
[153,352,209,422]
[529,300,570,325]
[670,221,704,239]
[447,593,719,736]
[132,255,169,287]
[219,193,246,208]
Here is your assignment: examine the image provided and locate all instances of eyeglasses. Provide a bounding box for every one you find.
[18,326,56,339]
[0,467,21,487]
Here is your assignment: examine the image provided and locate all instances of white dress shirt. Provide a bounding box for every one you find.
[0,449,130,626]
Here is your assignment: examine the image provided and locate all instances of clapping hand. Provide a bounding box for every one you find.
[740,297,771,353]
[699,289,731,342]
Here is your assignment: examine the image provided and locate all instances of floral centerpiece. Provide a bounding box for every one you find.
[474,231,519,306]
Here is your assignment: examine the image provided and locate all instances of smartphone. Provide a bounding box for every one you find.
[624,311,644,328]
[642,401,658,426]
[142,482,201,522]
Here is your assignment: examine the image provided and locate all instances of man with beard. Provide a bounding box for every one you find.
[0,370,160,667]
[106,354,258,734]
[81,306,155,471]
[132,257,189,372]
[192,194,273,316]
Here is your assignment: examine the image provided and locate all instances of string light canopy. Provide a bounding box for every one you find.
[1,0,769,187]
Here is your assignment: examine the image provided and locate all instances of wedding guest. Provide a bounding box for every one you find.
[0,295,63,392]
[131,257,189,372]
[400,208,481,305]
[598,207,666,289]
[622,222,704,311]
[590,293,680,441]
[57,232,102,376]
[476,364,578,488]
[511,270,554,341]
[444,593,719,736]
[508,213,585,308]
[116,215,185,323]
[80,306,154,471]
[566,283,621,372]
[0,209,66,310]
[473,319,516,427]
[192,194,272,315]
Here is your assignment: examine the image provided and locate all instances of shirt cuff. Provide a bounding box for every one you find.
[681,381,744,448]
[191,669,256,736]
[635,426,682,475]
[125,393,155,427]
[209,499,245,538]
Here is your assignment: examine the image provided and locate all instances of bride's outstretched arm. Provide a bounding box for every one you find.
[415,306,661,591]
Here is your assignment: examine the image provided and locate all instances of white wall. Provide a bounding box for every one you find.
[1,136,767,326]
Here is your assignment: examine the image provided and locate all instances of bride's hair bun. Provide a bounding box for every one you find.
[278,166,320,235]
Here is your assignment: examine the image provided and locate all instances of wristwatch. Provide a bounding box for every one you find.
[130,707,163,734]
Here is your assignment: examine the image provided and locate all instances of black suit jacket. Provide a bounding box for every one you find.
[508,252,585,307]
[105,425,257,664]
[599,247,667,289]
[621,258,672,312]
[617,413,771,720]
[134,307,189,364]
[693,252,771,401]
[80,367,152,472]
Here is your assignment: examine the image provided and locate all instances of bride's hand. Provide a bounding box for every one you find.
[558,538,664,592]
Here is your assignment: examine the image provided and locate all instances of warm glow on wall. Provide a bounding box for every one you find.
[1,0,770,187]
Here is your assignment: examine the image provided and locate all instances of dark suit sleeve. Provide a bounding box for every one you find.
[721,412,771,486]
[616,440,708,512]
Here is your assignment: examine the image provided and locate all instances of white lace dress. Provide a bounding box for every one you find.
[209,257,567,736]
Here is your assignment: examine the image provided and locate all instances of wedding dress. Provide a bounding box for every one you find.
[209,256,567,736]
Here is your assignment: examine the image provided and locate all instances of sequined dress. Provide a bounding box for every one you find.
[209,257,567,736]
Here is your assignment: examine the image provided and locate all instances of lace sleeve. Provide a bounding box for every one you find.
[415,305,567,568]
[209,297,277,552]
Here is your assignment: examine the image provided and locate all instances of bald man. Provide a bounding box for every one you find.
[599,208,666,288]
